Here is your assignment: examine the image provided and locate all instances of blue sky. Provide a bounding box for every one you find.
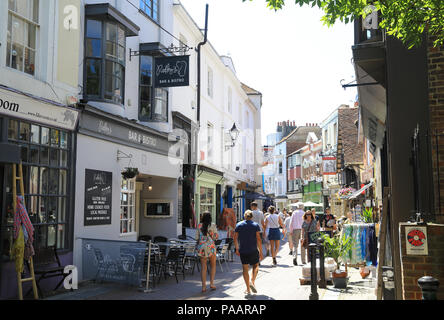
[180,0,358,141]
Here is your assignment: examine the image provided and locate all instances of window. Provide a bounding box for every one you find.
[140,0,159,22]
[207,123,213,163]
[207,67,213,98]
[6,0,39,76]
[227,87,232,113]
[120,178,136,234]
[200,187,214,215]
[2,119,70,255]
[139,55,168,122]
[85,19,126,105]
[279,162,283,174]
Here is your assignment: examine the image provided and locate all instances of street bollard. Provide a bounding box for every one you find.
[317,237,326,289]
[309,243,319,300]
[417,276,440,300]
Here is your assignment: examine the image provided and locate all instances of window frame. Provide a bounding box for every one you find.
[6,0,40,76]
[120,178,136,235]
[138,54,169,123]
[2,118,72,255]
[207,66,213,98]
[83,18,126,106]
[139,0,159,22]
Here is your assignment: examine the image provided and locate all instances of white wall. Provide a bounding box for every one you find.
[74,133,181,278]
[0,0,79,104]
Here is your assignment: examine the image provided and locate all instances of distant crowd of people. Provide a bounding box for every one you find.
[195,201,340,296]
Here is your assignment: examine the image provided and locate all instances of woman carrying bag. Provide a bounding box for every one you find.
[300,210,320,264]
[195,211,219,292]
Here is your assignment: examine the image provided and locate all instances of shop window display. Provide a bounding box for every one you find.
[1,120,70,260]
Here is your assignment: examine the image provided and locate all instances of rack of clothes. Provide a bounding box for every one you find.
[341,223,378,267]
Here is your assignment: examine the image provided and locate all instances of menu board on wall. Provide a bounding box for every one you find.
[84,169,112,226]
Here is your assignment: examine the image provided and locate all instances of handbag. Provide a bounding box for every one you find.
[301,220,314,248]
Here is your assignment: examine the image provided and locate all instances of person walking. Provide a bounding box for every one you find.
[263,210,271,257]
[264,206,285,266]
[234,210,263,295]
[284,211,293,255]
[288,202,305,266]
[300,210,320,264]
[195,212,219,292]
[250,202,265,258]
[311,208,321,230]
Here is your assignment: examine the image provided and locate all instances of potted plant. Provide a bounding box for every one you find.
[121,167,139,179]
[362,207,374,223]
[322,233,353,288]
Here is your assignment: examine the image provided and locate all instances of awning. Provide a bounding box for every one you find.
[233,192,272,201]
[354,62,387,149]
[303,201,323,207]
[345,181,374,200]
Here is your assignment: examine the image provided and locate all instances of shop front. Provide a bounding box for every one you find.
[73,105,182,281]
[195,166,224,226]
[0,86,79,299]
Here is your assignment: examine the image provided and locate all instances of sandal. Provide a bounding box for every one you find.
[210,285,217,290]
[249,283,257,293]
[202,287,207,293]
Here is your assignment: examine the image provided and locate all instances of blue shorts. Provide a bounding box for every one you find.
[268,228,281,241]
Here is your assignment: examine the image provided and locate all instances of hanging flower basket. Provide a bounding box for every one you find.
[337,187,356,199]
[121,167,139,179]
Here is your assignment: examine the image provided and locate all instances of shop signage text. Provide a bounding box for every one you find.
[154,55,189,88]
[129,130,157,147]
[0,89,79,130]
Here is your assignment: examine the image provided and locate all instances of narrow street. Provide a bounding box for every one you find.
[45,241,375,301]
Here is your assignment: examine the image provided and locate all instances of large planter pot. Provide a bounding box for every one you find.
[332,270,348,288]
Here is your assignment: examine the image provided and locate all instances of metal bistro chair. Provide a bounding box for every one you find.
[143,243,162,287]
[138,235,152,242]
[216,243,230,272]
[158,247,186,284]
[221,238,235,262]
[25,246,68,298]
[183,242,200,274]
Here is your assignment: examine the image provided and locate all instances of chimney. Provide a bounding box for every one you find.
[287,120,290,126]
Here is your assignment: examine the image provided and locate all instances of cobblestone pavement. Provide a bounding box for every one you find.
[45,241,376,300]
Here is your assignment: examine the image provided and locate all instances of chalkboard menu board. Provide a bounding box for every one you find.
[84,169,112,226]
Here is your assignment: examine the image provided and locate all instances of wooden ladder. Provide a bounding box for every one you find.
[376,187,390,300]
[12,162,39,300]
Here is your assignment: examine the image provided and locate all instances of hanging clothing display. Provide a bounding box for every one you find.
[341,223,377,266]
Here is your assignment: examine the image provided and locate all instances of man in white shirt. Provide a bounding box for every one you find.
[284,211,293,255]
[250,202,265,258]
[288,202,305,266]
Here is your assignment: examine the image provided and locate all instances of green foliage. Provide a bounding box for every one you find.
[322,233,353,270]
[241,0,444,48]
[362,207,373,223]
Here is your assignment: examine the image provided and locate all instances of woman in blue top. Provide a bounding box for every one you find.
[264,206,285,266]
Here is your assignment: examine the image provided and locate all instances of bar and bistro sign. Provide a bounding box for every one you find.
[0,88,79,130]
[154,55,189,88]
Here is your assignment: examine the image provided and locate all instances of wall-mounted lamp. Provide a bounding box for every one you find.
[148,177,153,191]
[225,123,240,150]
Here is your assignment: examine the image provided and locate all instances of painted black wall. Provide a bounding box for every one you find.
[385,35,433,299]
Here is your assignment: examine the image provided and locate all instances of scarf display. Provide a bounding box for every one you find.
[341,223,378,266]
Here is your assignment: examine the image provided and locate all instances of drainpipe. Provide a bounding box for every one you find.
[196,4,208,127]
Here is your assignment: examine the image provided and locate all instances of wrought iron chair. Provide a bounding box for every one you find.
[216,243,230,272]
[158,247,186,283]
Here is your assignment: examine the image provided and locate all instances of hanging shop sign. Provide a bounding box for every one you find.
[154,55,189,88]
[0,87,79,130]
[84,169,112,226]
[322,157,337,175]
[405,226,428,255]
